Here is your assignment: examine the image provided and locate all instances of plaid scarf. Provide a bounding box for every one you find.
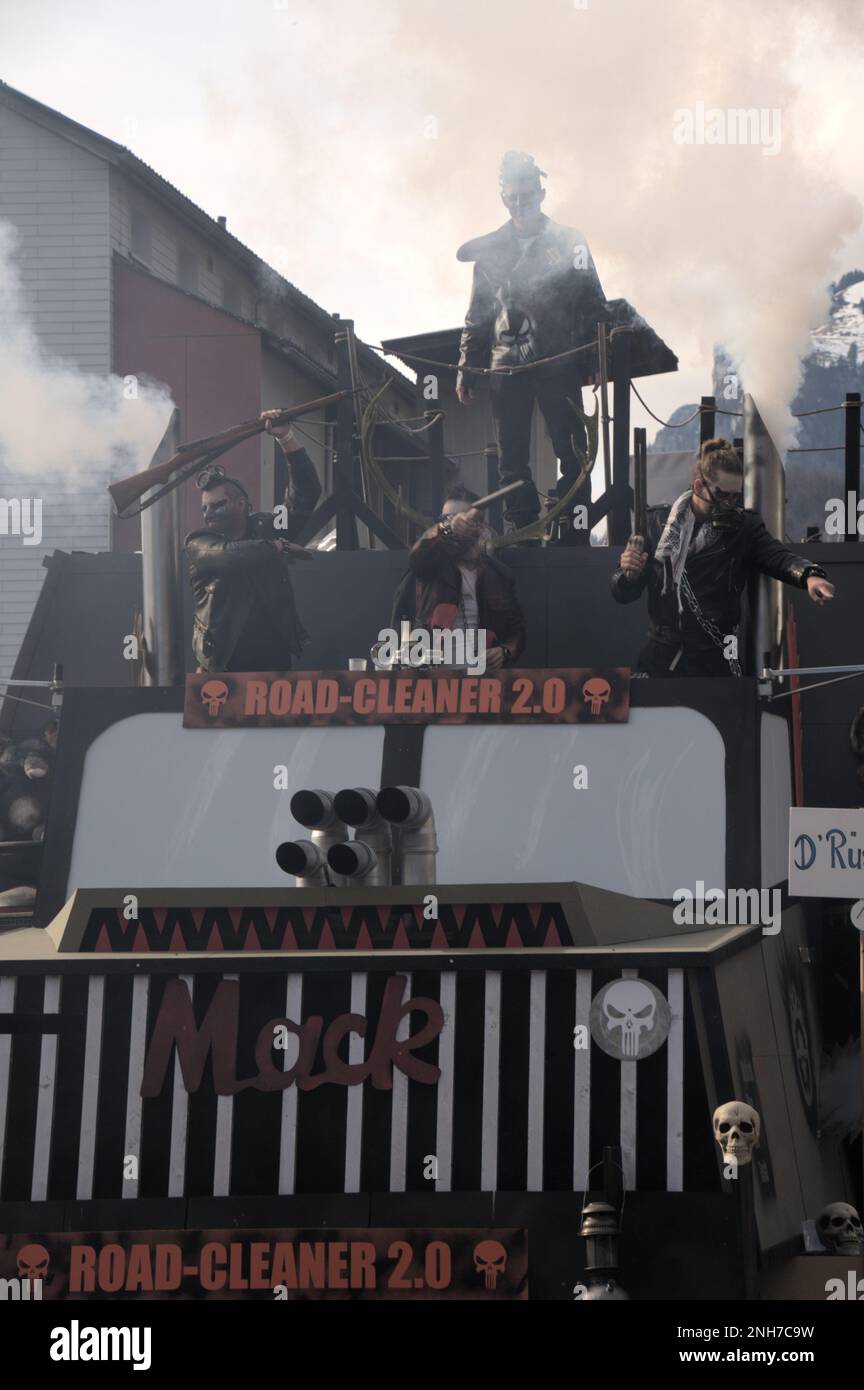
[654,490,718,612]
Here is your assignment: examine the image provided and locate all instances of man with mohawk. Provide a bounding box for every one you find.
[455,151,609,539]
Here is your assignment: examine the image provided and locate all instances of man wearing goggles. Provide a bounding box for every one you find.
[184,414,318,673]
[611,437,834,677]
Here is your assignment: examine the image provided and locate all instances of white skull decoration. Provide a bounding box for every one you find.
[473,1239,507,1290]
[201,679,229,717]
[603,979,656,1057]
[817,1201,864,1255]
[16,1243,50,1282]
[583,677,611,717]
[712,1101,760,1166]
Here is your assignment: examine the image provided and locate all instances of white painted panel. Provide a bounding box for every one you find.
[421,709,725,896]
[760,713,792,887]
[67,714,385,890]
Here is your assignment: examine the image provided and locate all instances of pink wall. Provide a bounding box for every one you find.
[112,263,263,551]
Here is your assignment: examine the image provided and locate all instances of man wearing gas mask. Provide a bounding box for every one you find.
[611,437,834,677]
[455,151,609,539]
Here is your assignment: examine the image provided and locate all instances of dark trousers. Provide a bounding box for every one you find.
[490,364,591,541]
[636,639,733,678]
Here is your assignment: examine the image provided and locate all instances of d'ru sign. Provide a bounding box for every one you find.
[140,974,444,1097]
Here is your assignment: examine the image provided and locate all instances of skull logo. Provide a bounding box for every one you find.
[817,1201,864,1255]
[602,980,656,1058]
[473,1239,507,1290]
[16,1243,50,1282]
[201,679,229,717]
[583,677,611,717]
[712,1101,761,1166]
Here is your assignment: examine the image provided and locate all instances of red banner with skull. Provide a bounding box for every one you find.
[184,668,630,728]
[0,1228,527,1300]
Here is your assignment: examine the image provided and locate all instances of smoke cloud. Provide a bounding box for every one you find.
[0,220,173,478]
[200,0,863,449]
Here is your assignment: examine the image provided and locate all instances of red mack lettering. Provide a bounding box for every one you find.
[140,974,444,1097]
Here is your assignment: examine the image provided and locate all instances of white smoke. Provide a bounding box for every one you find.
[200,0,864,451]
[0,220,173,477]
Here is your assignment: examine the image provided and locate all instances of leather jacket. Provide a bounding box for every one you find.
[185,513,309,671]
[456,214,609,387]
[610,502,826,648]
[396,527,526,664]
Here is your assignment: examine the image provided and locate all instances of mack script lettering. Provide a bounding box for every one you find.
[140,974,444,1097]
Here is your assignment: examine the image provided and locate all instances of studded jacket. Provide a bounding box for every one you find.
[610,504,825,649]
[456,214,609,388]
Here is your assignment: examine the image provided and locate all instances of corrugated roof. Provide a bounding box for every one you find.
[0,79,407,388]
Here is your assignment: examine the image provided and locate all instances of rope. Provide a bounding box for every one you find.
[487,393,601,550]
[629,380,702,429]
[375,333,601,378]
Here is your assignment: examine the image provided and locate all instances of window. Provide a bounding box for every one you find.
[223,276,241,314]
[130,208,152,264]
[178,245,198,293]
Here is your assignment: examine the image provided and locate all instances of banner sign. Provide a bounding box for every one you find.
[0,1228,528,1300]
[788,807,864,897]
[184,667,630,728]
[79,901,571,952]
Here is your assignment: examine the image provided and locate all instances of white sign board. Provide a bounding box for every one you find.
[788,808,864,898]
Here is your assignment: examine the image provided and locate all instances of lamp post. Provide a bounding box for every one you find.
[577,1200,629,1301]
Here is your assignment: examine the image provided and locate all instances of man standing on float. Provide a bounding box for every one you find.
[455,151,609,540]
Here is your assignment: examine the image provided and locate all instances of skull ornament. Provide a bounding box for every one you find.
[16,1243,50,1282]
[603,980,656,1058]
[713,1101,761,1166]
[473,1239,507,1291]
[583,677,611,717]
[201,679,229,717]
[817,1201,864,1255]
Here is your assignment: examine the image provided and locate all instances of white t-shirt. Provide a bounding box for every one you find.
[455,564,480,630]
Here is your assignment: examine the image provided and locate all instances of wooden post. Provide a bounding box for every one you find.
[610,330,632,545]
[700,395,716,446]
[333,316,358,550]
[844,392,861,544]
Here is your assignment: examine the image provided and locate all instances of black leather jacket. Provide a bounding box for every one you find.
[185,514,309,671]
[185,444,319,671]
[610,503,825,648]
[456,214,608,386]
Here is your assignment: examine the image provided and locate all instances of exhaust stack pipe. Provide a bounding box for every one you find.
[334,787,394,885]
[275,839,330,886]
[289,789,350,886]
[327,839,383,884]
[376,786,438,885]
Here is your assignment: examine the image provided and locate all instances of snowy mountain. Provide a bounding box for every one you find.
[648,270,864,541]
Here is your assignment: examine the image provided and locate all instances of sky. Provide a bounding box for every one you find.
[2,0,864,450]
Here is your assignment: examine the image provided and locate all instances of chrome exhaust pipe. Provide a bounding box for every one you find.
[275,839,330,886]
[289,789,350,886]
[327,839,383,884]
[376,786,438,885]
[334,787,394,885]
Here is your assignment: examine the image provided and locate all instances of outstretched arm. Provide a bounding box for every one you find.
[749,519,834,602]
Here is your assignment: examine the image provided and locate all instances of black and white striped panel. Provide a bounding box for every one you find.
[0,967,687,1201]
